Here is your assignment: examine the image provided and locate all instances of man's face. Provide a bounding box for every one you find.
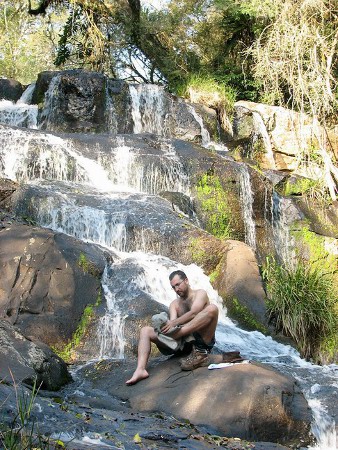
[170,275,188,297]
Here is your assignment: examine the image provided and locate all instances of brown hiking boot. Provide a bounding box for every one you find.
[180,348,210,371]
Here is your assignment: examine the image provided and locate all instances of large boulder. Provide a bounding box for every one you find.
[0,78,24,102]
[32,70,133,133]
[0,223,106,348]
[0,319,71,390]
[213,240,268,331]
[232,100,338,174]
[82,357,314,447]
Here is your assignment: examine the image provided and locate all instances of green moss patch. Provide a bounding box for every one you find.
[196,173,234,239]
[54,289,102,363]
[227,298,267,334]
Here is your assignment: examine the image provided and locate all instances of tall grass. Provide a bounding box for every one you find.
[176,73,237,123]
[0,373,50,450]
[263,257,338,362]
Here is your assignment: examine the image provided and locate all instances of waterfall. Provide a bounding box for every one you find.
[31,192,128,251]
[0,84,38,129]
[129,84,167,135]
[187,104,229,151]
[238,164,256,250]
[187,105,211,147]
[252,111,276,169]
[0,94,336,449]
[0,127,85,182]
[98,266,126,359]
[18,83,36,104]
[271,191,297,267]
[38,75,61,130]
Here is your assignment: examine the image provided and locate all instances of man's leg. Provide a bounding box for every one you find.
[173,304,219,371]
[126,326,165,385]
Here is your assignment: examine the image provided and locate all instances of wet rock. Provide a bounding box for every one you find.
[0,178,18,205]
[80,357,314,447]
[0,78,24,101]
[232,100,338,176]
[32,70,219,143]
[213,240,268,330]
[0,223,106,348]
[0,319,71,390]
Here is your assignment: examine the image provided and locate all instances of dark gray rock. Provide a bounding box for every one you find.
[0,319,71,390]
[0,78,24,101]
[0,223,106,348]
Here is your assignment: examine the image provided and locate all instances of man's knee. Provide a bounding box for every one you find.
[205,303,219,319]
[140,326,157,341]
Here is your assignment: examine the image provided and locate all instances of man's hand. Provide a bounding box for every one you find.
[160,319,179,335]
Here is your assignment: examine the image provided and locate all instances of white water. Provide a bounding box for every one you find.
[129,84,167,134]
[0,99,337,449]
[238,164,256,250]
[0,83,38,129]
[0,127,190,196]
[271,191,298,267]
[252,111,276,169]
[187,104,211,146]
[38,75,61,130]
[98,266,126,359]
[129,83,228,151]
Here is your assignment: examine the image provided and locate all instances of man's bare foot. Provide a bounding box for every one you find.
[126,368,149,385]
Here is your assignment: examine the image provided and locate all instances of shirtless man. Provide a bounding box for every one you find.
[126,269,219,385]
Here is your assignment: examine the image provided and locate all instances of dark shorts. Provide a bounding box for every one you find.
[158,332,215,356]
[193,332,215,352]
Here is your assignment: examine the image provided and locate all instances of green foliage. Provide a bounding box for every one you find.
[196,173,234,239]
[55,289,101,363]
[78,252,101,277]
[283,177,331,207]
[0,377,50,449]
[189,238,208,267]
[0,1,64,84]
[293,225,337,269]
[228,298,267,333]
[262,257,338,362]
[176,73,237,117]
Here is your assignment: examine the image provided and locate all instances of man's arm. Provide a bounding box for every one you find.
[161,290,209,334]
[168,300,178,321]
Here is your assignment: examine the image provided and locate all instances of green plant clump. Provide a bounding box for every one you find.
[196,173,233,239]
[78,252,101,277]
[284,177,330,204]
[177,73,237,118]
[263,257,338,362]
[0,377,51,449]
[56,289,102,362]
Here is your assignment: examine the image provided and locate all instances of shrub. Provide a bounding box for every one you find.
[263,257,338,362]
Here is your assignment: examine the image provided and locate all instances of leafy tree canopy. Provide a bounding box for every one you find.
[0,0,66,84]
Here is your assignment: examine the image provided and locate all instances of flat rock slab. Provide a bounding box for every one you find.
[80,357,313,447]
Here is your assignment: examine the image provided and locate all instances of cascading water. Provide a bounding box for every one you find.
[252,111,276,169]
[238,163,256,250]
[0,83,38,129]
[98,265,126,359]
[129,84,168,135]
[0,91,337,449]
[271,190,298,267]
[187,104,211,147]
